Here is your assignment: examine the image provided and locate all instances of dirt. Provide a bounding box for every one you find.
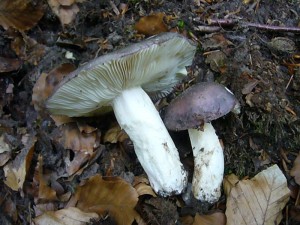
[0,0,300,224]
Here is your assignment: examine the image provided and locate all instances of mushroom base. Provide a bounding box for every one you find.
[188,123,224,203]
[112,87,188,196]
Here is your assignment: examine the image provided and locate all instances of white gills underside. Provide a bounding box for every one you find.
[46,35,196,117]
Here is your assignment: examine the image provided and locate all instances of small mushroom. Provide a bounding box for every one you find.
[46,33,197,196]
[164,82,240,202]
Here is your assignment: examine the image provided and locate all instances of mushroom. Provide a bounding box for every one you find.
[164,82,240,202]
[46,32,197,196]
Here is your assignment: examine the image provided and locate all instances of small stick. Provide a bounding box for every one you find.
[195,25,222,33]
[207,18,300,33]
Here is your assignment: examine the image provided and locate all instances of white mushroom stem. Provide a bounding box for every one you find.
[188,123,224,203]
[112,87,187,196]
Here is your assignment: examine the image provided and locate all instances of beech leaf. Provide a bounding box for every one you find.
[134,13,168,36]
[193,212,226,225]
[225,165,290,225]
[73,175,139,225]
[34,207,99,225]
[0,0,44,31]
[4,136,36,191]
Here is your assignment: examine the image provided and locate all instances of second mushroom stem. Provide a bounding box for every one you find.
[188,123,224,203]
[112,86,188,196]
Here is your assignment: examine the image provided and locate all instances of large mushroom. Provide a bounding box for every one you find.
[46,32,197,196]
[164,82,240,202]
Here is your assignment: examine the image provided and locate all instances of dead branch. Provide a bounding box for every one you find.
[206,18,300,33]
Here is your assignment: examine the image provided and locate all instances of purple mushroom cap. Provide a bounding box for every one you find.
[164,82,240,131]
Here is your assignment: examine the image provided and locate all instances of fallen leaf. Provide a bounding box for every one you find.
[4,135,36,191]
[32,63,76,114]
[201,33,234,51]
[193,212,226,225]
[47,0,83,25]
[134,13,168,36]
[0,194,18,223]
[37,155,58,202]
[34,207,99,225]
[59,123,99,154]
[104,123,129,143]
[134,182,157,197]
[0,135,11,154]
[223,173,239,196]
[11,34,47,65]
[179,215,194,225]
[225,165,290,225]
[0,57,22,73]
[0,0,44,31]
[0,135,12,166]
[72,175,140,225]
[205,50,227,73]
[290,152,300,185]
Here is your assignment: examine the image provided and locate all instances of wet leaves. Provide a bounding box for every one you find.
[225,165,290,225]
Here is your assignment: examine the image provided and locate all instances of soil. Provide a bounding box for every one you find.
[0,0,299,224]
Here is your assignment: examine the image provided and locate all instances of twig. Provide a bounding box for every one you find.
[195,25,222,33]
[207,18,300,33]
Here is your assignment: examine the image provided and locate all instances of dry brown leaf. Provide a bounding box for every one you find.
[11,34,47,65]
[193,212,226,225]
[73,175,140,225]
[34,207,99,225]
[134,182,157,197]
[290,152,300,185]
[179,215,194,225]
[47,0,82,25]
[32,63,76,114]
[37,155,58,201]
[225,165,290,225]
[59,123,99,154]
[104,123,129,143]
[223,173,239,196]
[0,194,18,223]
[0,56,22,73]
[0,0,44,31]
[4,135,36,191]
[201,33,234,51]
[134,13,168,36]
[205,51,227,73]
